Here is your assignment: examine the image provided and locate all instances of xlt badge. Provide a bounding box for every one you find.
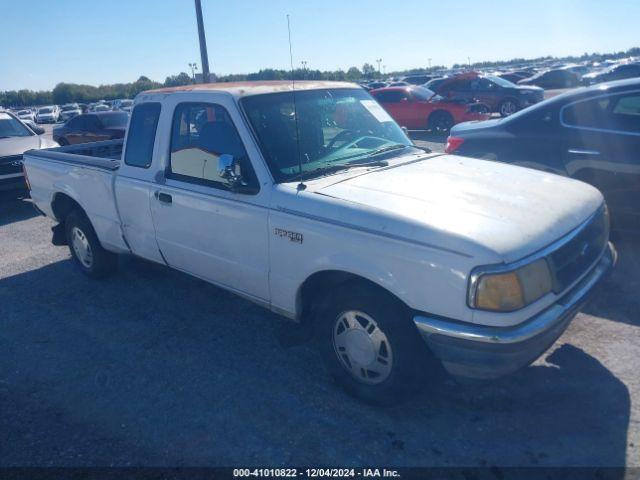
[274,228,303,244]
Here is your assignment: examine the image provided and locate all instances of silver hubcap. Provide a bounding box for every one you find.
[332,310,393,385]
[71,227,93,268]
[502,101,516,116]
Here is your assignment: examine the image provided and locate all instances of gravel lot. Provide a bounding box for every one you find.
[1,187,639,469]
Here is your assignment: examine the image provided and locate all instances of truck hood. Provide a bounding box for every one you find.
[314,155,603,263]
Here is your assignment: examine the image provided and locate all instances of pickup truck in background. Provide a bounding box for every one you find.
[24,81,616,404]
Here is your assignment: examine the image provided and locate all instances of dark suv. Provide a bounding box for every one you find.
[434,72,544,117]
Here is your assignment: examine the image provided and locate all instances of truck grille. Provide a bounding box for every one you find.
[0,155,24,176]
[548,207,608,294]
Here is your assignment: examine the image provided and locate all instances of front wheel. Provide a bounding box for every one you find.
[428,111,455,133]
[315,283,431,405]
[65,210,118,278]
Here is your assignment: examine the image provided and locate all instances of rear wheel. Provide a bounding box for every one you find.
[499,98,518,117]
[428,111,455,133]
[315,282,431,405]
[57,138,69,146]
[65,210,118,278]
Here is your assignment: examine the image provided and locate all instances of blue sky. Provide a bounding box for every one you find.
[1,0,638,91]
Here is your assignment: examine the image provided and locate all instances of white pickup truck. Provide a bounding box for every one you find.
[24,81,616,404]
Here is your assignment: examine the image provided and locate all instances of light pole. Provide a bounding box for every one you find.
[376,58,382,76]
[301,60,308,79]
[382,65,386,76]
[188,62,198,82]
[467,56,471,68]
[194,0,210,83]
[428,58,432,69]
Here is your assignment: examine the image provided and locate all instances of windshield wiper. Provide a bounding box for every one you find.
[299,160,388,180]
[366,144,411,158]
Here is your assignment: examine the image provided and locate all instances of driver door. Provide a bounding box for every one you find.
[149,101,270,301]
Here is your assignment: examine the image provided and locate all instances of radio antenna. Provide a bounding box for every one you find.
[287,14,306,192]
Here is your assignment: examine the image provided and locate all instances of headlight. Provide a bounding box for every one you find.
[470,258,553,312]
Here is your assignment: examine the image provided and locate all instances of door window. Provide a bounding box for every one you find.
[124,102,161,168]
[374,90,409,103]
[562,92,640,134]
[84,115,101,131]
[169,103,256,189]
[66,116,82,129]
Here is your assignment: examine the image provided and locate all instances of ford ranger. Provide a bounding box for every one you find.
[23,81,616,404]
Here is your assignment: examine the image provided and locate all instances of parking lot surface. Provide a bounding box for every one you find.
[1,190,638,468]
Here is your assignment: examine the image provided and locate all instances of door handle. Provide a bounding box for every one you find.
[155,191,172,204]
[568,148,600,156]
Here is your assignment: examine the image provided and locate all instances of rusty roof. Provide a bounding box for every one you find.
[142,80,360,98]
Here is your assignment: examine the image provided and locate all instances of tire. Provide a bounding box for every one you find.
[65,209,118,278]
[314,282,431,405]
[57,138,69,146]
[428,110,455,133]
[499,98,518,117]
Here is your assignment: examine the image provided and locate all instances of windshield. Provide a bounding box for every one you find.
[39,108,52,114]
[120,100,133,107]
[99,113,128,127]
[241,88,415,182]
[0,112,33,137]
[17,110,30,115]
[61,105,77,111]
[486,75,517,88]
[411,87,436,101]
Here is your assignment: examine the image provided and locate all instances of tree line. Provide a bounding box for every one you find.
[2,47,638,107]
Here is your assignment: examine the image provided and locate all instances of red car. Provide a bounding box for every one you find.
[369,86,489,132]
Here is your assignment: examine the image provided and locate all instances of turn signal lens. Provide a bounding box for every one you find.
[472,258,553,312]
[475,271,524,311]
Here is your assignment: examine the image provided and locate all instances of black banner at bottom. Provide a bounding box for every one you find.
[0,467,636,480]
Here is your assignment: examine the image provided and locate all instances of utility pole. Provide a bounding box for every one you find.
[194,0,210,83]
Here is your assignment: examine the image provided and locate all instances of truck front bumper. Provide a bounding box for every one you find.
[413,242,616,379]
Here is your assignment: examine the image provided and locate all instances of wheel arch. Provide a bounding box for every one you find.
[295,269,410,324]
[51,192,85,223]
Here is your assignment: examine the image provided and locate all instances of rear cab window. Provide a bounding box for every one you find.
[124,102,161,168]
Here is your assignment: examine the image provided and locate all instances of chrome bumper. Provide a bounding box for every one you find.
[413,242,616,378]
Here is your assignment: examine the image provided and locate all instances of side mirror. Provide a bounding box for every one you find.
[218,154,243,189]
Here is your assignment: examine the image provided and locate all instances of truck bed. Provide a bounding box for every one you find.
[25,139,123,171]
[24,138,129,255]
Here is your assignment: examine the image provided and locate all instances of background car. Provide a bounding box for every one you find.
[52,111,129,145]
[424,77,448,91]
[432,72,544,117]
[88,103,111,112]
[401,74,436,85]
[0,110,58,191]
[582,63,640,86]
[518,68,580,88]
[366,81,387,90]
[36,105,59,123]
[59,103,82,122]
[113,99,134,112]
[370,85,490,132]
[446,78,640,232]
[15,109,35,122]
